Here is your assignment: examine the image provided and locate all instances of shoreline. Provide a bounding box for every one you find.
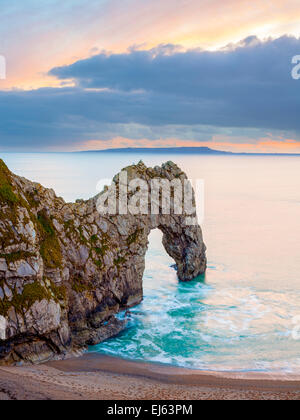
[1,353,300,400]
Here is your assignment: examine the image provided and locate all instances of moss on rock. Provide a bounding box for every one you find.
[0,251,36,264]
[15,282,51,310]
[127,228,144,246]
[0,281,52,316]
[49,281,67,302]
[72,275,93,294]
[37,210,62,268]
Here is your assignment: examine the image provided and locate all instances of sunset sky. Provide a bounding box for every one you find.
[1,0,300,152]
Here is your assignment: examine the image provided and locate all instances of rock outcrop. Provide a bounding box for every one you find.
[0,159,206,364]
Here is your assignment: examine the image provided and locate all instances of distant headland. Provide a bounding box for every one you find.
[76,147,300,156]
[78,147,231,154]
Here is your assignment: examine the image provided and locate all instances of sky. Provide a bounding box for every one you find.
[1,0,300,152]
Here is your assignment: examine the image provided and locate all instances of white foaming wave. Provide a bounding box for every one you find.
[91,255,300,374]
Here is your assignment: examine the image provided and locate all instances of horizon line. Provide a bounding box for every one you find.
[1,146,300,156]
[74,146,300,156]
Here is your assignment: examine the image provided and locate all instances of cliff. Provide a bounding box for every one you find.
[0,159,206,364]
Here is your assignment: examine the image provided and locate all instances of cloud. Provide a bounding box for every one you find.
[1,36,300,150]
[50,36,300,106]
[2,0,300,89]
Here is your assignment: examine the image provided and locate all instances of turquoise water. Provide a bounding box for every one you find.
[92,229,300,372]
[2,152,300,372]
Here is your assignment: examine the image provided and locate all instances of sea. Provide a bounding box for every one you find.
[2,151,300,373]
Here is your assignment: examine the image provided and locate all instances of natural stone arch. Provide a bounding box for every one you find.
[0,159,206,364]
[84,160,206,303]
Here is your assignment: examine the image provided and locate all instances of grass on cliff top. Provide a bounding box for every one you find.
[0,159,19,205]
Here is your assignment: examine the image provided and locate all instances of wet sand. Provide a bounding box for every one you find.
[1,353,300,400]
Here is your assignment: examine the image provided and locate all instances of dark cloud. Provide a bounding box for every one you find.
[51,35,299,95]
[1,36,300,149]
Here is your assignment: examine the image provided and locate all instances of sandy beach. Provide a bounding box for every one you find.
[0,353,300,400]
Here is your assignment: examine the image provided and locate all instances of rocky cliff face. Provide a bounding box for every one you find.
[0,159,206,364]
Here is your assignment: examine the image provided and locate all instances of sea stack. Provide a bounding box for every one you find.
[0,159,206,364]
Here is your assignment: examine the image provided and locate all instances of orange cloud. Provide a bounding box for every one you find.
[2,0,300,89]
